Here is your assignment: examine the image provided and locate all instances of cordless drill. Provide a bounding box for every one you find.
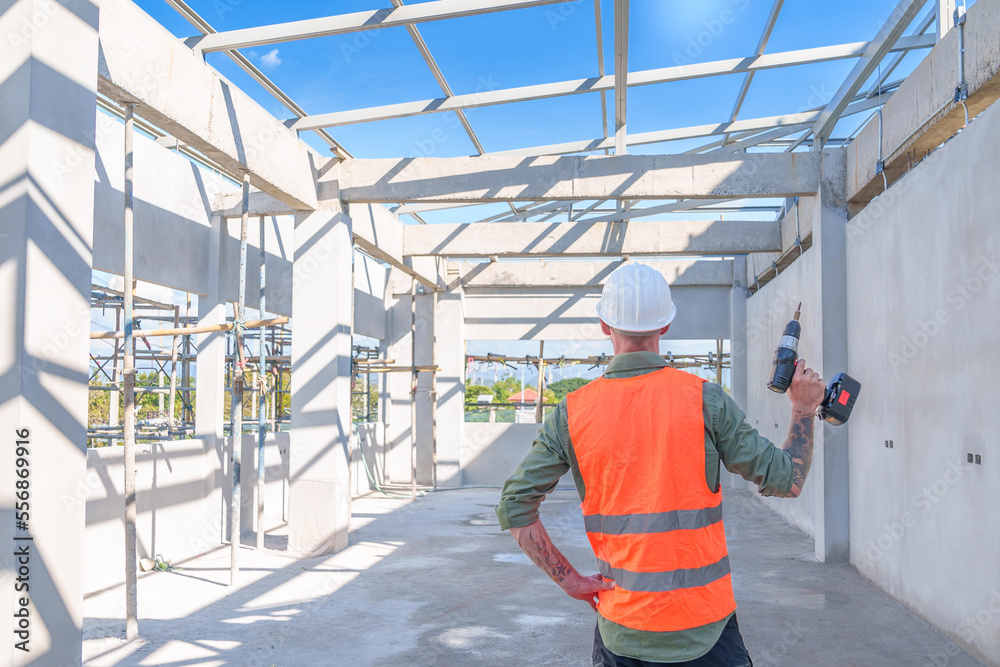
[767,303,861,426]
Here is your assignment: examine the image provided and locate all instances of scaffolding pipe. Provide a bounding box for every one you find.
[257,216,267,550]
[716,339,724,385]
[431,292,438,490]
[122,103,139,642]
[535,341,545,423]
[410,279,417,501]
[109,308,121,428]
[167,306,180,433]
[91,316,288,340]
[230,171,250,585]
[183,293,192,424]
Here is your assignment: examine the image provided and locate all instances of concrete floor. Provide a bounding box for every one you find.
[83,488,984,666]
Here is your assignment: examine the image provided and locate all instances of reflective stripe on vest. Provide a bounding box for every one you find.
[566,367,736,633]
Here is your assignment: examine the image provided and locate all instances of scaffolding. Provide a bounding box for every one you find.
[351,344,381,424]
[87,285,293,445]
[464,343,732,423]
[88,284,196,445]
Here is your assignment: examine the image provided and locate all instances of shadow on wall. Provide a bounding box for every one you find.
[1,40,102,662]
[83,434,289,596]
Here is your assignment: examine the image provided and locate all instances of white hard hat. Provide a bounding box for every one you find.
[596,263,676,332]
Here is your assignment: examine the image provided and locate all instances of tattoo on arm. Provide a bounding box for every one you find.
[783,410,815,495]
[513,522,575,585]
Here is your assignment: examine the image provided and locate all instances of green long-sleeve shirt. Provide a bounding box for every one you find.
[495,351,795,663]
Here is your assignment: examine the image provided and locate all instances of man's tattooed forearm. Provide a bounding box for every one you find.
[785,410,815,492]
[524,528,572,583]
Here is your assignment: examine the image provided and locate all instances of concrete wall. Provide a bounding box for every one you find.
[744,250,824,539]
[86,438,211,596]
[93,114,385,324]
[92,110,237,298]
[462,423,576,489]
[237,433,289,536]
[350,423,386,497]
[85,433,289,595]
[355,253,388,340]
[845,99,1000,665]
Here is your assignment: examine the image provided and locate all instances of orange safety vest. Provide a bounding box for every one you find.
[566,367,736,633]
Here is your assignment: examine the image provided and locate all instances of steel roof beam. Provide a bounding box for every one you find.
[811,0,928,147]
[289,36,934,131]
[188,0,577,53]
[163,0,352,158]
[613,0,629,155]
[722,0,784,146]
[488,94,890,157]
[863,7,936,99]
[594,0,609,154]
[390,0,486,156]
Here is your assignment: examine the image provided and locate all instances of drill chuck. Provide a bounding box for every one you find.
[764,303,861,425]
[767,304,801,394]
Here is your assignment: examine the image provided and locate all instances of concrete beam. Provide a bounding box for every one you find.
[403,220,781,257]
[463,286,731,340]
[346,203,442,290]
[214,191,295,218]
[457,259,734,288]
[212,195,442,290]
[97,0,320,210]
[847,0,1000,208]
[339,153,820,203]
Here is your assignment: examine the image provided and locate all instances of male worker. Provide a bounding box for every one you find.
[495,263,826,666]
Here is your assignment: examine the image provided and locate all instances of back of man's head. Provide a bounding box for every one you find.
[597,263,676,335]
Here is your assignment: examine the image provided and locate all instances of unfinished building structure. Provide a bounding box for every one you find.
[1,0,999,664]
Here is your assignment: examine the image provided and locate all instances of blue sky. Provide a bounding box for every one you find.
[130,0,951,227]
[135,0,946,162]
[108,1,956,372]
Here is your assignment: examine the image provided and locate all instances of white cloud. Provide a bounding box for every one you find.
[260,48,282,69]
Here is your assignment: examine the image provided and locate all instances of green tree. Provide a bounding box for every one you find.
[464,383,495,404]
[491,376,525,403]
[548,377,590,401]
[352,381,379,422]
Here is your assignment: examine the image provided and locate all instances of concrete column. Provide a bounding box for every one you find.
[195,215,227,544]
[729,256,749,411]
[288,207,352,555]
[811,151,851,563]
[937,0,956,42]
[722,256,749,491]
[383,271,411,484]
[0,1,99,663]
[434,281,465,487]
[414,290,434,485]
